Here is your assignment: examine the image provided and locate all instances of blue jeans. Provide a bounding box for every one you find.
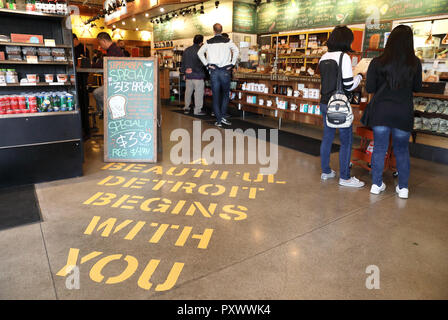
[210,68,231,123]
[372,126,411,189]
[320,104,353,180]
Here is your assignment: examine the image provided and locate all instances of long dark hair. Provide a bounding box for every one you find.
[378,25,418,89]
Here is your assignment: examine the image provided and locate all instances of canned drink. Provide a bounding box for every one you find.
[10,96,19,109]
[29,96,37,113]
[60,94,67,111]
[43,95,52,112]
[66,94,74,111]
[18,96,26,109]
[4,96,11,112]
[0,97,6,114]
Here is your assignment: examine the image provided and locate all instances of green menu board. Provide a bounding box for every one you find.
[256,0,448,34]
[233,1,257,34]
[104,57,158,163]
[362,21,392,58]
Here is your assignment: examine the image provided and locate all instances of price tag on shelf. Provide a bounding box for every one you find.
[44,39,56,47]
[275,110,278,117]
[26,56,38,64]
[49,82,63,85]
[21,83,37,86]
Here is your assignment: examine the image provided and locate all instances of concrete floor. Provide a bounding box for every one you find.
[1,106,447,300]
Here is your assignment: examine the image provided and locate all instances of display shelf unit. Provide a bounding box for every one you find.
[0,3,83,188]
[412,92,448,142]
[0,7,68,19]
[0,82,74,87]
[0,60,70,65]
[0,41,72,48]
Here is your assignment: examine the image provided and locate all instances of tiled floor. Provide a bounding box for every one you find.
[0,106,447,299]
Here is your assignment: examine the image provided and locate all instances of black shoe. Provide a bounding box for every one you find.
[214,121,222,127]
[194,111,207,116]
[183,109,190,114]
[221,118,232,126]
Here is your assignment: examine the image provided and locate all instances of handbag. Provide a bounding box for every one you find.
[360,82,387,127]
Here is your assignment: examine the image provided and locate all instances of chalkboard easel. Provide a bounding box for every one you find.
[103,57,159,163]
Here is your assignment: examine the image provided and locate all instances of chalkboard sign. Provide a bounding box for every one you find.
[362,21,392,58]
[104,57,158,163]
[256,0,448,34]
[233,2,257,34]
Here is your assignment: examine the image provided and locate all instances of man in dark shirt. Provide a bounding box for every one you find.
[93,32,125,118]
[118,40,131,57]
[73,33,89,62]
[181,34,206,115]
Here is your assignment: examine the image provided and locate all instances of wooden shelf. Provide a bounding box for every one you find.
[231,99,322,117]
[414,92,448,100]
[414,110,448,120]
[0,82,74,87]
[0,60,70,65]
[232,89,321,103]
[0,8,67,18]
[413,129,448,138]
[0,41,71,48]
[0,110,78,119]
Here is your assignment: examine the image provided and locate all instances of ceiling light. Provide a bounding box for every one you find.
[122,21,125,25]
[132,17,136,21]
[136,28,139,31]
[160,8,165,12]
[145,13,149,18]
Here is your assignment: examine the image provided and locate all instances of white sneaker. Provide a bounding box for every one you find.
[396,185,409,199]
[370,182,386,194]
[339,176,365,188]
[321,170,336,180]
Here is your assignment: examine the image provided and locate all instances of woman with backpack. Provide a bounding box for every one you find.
[366,25,422,199]
[319,26,365,188]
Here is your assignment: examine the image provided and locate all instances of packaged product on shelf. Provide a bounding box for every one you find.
[57,74,67,82]
[0,69,5,83]
[5,46,21,55]
[26,0,36,11]
[6,69,18,83]
[0,51,5,60]
[39,55,53,62]
[314,105,321,115]
[22,47,37,56]
[7,54,22,61]
[44,74,53,82]
[51,48,65,57]
[53,56,67,62]
[26,74,38,83]
[37,47,52,56]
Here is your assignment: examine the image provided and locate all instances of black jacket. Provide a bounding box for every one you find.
[366,57,422,132]
[181,44,206,80]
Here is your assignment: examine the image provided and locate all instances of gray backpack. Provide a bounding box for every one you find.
[326,53,353,128]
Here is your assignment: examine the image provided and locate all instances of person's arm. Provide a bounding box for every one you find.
[365,58,377,94]
[229,41,239,66]
[341,53,361,91]
[197,43,209,67]
[413,59,422,92]
[180,50,187,74]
